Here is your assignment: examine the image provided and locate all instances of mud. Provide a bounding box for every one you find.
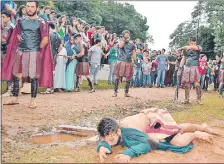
[2,87,224,163]
[29,133,85,145]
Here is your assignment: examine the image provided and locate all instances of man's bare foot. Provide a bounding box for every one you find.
[202,123,220,135]
[29,99,37,109]
[112,93,117,97]
[4,97,19,105]
[195,131,213,144]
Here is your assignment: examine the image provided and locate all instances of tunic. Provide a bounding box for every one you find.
[181,48,201,83]
[97,127,193,157]
[54,47,67,89]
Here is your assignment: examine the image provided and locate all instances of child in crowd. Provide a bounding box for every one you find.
[198,54,208,89]
[210,63,215,84]
[134,48,143,87]
[204,63,212,90]
[142,58,152,88]
[151,56,158,87]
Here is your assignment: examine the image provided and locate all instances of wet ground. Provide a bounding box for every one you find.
[2,87,224,163]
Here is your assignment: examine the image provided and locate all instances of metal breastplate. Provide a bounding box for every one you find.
[118,42,134,62]
[18,18,41,52]
[184,49,200,67]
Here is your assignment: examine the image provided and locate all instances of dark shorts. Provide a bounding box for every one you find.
[164,133,178,143]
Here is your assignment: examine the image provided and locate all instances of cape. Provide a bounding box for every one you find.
[1,17,53,87]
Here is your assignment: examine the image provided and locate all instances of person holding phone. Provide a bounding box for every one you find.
[113,30,136,97]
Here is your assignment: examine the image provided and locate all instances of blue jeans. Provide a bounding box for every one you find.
[151,71,156,86]
[143,74,152,86]
[64,34,69,43]
[199,74,206,89]
[90,63,100,84]
[108,62,116,83]
[135,67,142,87]
[131,67,136,86]
[210,75,214,84]
[7,81,12,90]
[156,70,166,87]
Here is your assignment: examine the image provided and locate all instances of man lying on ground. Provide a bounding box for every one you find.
[96,108,218,163]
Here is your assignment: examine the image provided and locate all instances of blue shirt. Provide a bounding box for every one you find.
[157,55,168,70]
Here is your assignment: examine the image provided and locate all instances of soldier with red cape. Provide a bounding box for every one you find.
[2,1,53,109]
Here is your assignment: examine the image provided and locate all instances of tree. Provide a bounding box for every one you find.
[53,0,153,43]
[169,1,224,59]
[14,1,154,43]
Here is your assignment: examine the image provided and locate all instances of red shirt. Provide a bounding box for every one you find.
[198,59,208,74]
[152,60,158,71]
[87,31,93,46]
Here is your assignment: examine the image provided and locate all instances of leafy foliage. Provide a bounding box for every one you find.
[169,1,224,58]
[54,0,152,42]
[15,1,152,43]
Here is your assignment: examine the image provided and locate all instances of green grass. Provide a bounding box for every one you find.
[1,80,125,94]
[1,81,7,94]
[172,93,224,124]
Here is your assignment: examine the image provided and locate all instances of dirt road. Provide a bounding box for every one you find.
[2,87,224,163]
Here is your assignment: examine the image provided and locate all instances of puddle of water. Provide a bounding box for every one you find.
[29,132,85,145]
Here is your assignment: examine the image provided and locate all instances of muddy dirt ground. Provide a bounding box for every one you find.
[2,87,224,163]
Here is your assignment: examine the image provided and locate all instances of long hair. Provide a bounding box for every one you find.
[17,5,26,17]
[59,15,66,25]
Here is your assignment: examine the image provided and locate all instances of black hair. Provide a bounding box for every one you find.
[113,41,118,45]
[96,26,101,30]
[158,50,162,54]
[144,50,149,53]
[27,1,39,8]
[122,30,130,36]
[74,33,82,39]
[97,118,119,137]
[56,13,61,19]
[69,33,75,40]
[49,21,55,29]
[200,54,206,59]
[190,37,196,42]
[50,10,56,14]
[95,39,101,44]
[44,6,51,10]
[17,5,26,17]
[40,5,45,9]
[1,10,11,18]
[162,48,166,52]
[84,26,90,35]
